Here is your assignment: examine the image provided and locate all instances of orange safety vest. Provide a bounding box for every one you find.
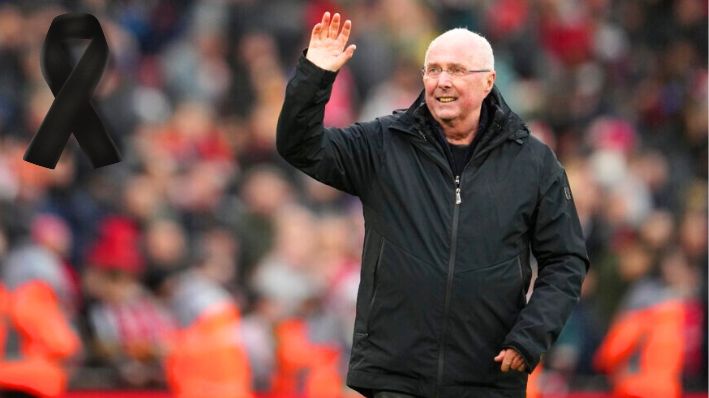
[0,281,80,397]
[271,319,343,398]
[526,363,542,398]
[594,298,684,398]
[164,275,252,398]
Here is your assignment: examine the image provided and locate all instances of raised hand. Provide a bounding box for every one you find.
[306,12,356,72]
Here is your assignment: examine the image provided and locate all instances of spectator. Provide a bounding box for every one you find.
[83,216,173,388]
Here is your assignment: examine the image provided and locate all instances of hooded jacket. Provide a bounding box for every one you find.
[277,56,589,398]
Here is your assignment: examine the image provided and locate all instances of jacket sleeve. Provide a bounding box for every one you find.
[502,149,589,372]
[276,55,383,196]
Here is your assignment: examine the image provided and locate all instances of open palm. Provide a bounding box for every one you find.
[306,12,356,72]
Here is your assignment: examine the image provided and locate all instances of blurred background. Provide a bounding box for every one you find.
[0,0,705,397]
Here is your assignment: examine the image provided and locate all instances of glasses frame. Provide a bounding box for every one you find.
[421,65,491,79]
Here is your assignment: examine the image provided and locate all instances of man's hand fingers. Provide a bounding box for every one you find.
[329,13,341,39]
[338,19,352,45]
[502,350,515,372]
[307,11,355,71]
[511,356,523,371]
[340,44,357,61]
[498,349,519,372]
[311,23,322,41]
[319,12,330,40]
[493,353,503,361]
[493,350,505,362]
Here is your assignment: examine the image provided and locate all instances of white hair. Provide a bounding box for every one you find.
[424,28,495,70]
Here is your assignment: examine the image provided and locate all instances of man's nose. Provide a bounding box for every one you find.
[437,72,453,87]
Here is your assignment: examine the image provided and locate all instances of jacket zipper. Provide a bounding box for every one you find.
[405,121,510,395]
[455,176,462,205]
[436,175,462,397]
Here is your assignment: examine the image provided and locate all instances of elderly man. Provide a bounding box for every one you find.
[276,12,589,398]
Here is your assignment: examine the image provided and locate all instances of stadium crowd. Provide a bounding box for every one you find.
[0,0,705,396]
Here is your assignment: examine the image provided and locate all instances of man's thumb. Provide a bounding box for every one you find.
[493,350,505,362]
[340,44,357,62]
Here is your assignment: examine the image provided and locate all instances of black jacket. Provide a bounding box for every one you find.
[277,56,589,398]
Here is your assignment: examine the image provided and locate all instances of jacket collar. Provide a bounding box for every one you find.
[390,85,529,149]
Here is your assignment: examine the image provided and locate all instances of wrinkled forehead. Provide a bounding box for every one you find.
[424,34,491,68]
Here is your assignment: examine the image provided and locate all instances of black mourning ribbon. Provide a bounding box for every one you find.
[24,13,120,169]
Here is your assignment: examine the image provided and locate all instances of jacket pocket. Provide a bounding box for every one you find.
[352,240,442,377]
[516,257,528,307]
[365,240,385,333]
[445,255,526,386]
[353,230,384,336]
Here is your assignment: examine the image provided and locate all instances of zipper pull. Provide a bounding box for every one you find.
[455,175,462,205]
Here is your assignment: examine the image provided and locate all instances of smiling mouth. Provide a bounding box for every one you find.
[437,97,456,103]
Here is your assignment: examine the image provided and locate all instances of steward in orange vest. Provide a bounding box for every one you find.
[271,317,344,398]
[594,279,684,398]
[153,269,253,398]
[0,246,80,397]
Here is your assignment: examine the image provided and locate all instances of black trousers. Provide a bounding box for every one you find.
[373,391,419,398]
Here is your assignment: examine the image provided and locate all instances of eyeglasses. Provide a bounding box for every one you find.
[422,65,491,78]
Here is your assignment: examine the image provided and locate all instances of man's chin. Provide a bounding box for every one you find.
[434,112,457,123]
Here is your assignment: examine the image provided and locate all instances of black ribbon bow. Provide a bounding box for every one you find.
[24,13,120,169]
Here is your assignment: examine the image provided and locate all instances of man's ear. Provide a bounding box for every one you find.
[485,71,496,94]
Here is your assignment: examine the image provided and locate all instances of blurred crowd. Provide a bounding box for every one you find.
[0,0,705,396]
